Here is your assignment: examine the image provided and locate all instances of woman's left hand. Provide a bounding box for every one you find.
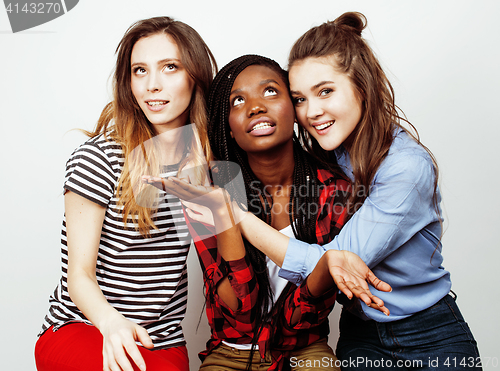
[323,249,392,315]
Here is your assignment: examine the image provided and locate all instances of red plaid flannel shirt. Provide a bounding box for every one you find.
[184,168,350,370]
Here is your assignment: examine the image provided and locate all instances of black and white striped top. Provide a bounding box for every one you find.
[40,134,191,349]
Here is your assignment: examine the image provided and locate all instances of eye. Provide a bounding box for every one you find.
[133,67,147,75]
[292,96,305,105]
[164,63,178,72]
[264,87,277,97]
[232,96,245,107]
[319,88,333,96]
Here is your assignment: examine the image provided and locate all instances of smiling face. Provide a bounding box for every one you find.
[130,33,195,134]
[289,57,363,152]
[228,65,295,154]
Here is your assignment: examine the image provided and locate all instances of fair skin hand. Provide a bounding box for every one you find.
[65,191,153,371]
[142,176,391,314]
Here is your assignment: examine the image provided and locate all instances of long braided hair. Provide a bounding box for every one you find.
[207,54,324,362]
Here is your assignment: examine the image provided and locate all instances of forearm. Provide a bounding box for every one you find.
[286,276,338,328]
[303,253,335,297]
[212,204,245,261]
[239,211,289,267]
[65,191,123,331]
[289,254,335,326]
[212,204,246,310]
[68,269,124,330]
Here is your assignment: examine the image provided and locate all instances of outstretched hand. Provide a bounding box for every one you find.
[323,249,392,315]
[142,176,247,228]
[142,176,228,210]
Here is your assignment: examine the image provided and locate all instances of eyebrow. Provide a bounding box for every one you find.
[290,80,335,95]
[130,58,181,69]
[312,80,335,91]
[260,78,280,86]
[230,78,281,96]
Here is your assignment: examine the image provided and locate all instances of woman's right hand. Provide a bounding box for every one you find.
[322,249,392,315]
[100,313,153,371]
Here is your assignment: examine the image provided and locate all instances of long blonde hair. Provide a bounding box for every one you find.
[85,17,217,236]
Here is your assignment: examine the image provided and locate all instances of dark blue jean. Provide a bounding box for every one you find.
[336,294,481,370]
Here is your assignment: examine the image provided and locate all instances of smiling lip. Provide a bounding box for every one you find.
[246,117,276,136]
[312,120,334,134]
[146,100,169,112]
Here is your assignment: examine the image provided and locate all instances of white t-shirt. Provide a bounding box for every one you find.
[222,224,293,350]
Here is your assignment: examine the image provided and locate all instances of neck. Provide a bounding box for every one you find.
[154,125,188,165]
[247,140,295,194]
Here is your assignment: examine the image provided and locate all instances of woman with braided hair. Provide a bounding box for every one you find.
[145,54,391,370]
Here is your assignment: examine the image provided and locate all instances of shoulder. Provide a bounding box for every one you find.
[65,134,125,191]
[68,134,123,170]
[71,134,122,159]
[375,130,436,188]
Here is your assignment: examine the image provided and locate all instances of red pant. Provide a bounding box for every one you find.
[35,323,189,371]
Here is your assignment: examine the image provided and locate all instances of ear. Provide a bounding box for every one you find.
[230,131,234,138]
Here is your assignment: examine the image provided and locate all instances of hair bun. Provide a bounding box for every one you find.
[334,11,366,37]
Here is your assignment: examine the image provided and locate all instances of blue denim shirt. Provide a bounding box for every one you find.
[279,129,452,322]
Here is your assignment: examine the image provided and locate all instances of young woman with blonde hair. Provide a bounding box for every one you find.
[34,16,216,371]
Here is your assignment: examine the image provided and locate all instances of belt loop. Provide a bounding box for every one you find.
[449,290,457,301]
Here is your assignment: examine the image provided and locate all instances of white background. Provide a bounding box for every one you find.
[1,0,499,370]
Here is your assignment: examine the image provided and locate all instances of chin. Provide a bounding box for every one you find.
[317,139,338,152]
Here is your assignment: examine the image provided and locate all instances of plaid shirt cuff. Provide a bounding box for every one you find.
[225,255,257,312]
[284,280,337,331]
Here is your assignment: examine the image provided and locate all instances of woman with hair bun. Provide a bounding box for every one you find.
[233,12,481,370]
[34,16,216,371]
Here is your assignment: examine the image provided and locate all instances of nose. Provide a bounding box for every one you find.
[306,98,323,120]
[247,97,267,117]
[147,70,162,92]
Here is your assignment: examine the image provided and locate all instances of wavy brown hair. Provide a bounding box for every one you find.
[84,17,217,235]
[288,11,440,216]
